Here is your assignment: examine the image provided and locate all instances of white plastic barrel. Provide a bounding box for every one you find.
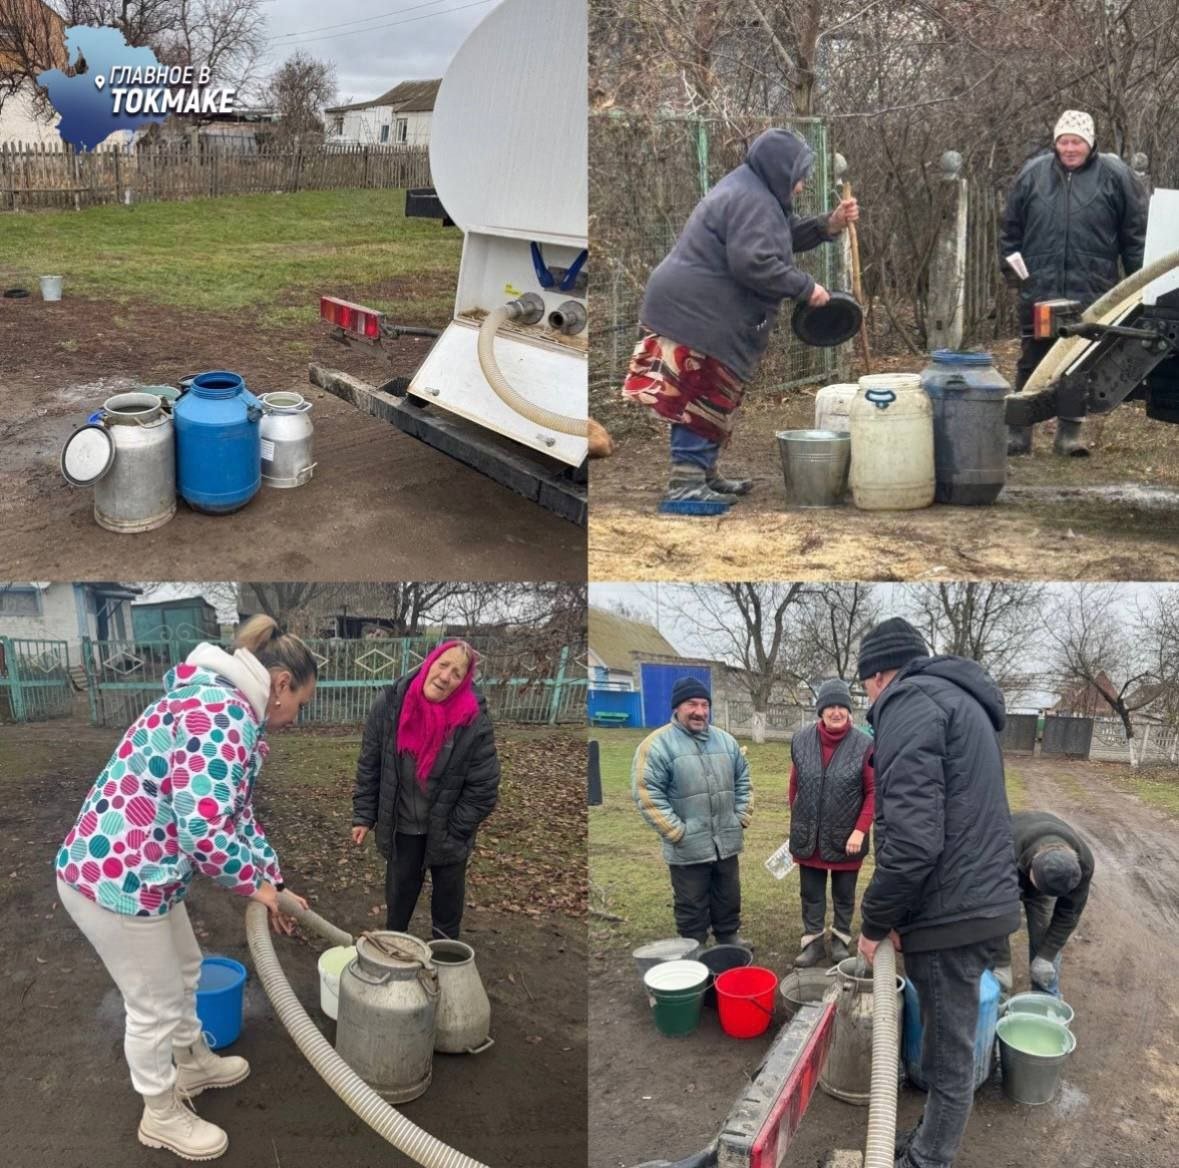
[814,383,859,434]
[849,373,935,511]
[317,944,357,1021]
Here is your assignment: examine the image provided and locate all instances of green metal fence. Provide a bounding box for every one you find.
[590,111,844,409]
[0,637,74,722]
[80,636,587,729]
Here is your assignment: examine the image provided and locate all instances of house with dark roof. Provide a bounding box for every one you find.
[324,79,441,146]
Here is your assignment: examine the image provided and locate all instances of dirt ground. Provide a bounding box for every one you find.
[589,341,1179,581]
[0,295,585,581]
[0,723,587,1168]
[589,755,1179,1168]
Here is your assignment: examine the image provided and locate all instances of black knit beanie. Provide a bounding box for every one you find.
[671,676,711,709]
[857,617,930,681]
[815,678,853,716]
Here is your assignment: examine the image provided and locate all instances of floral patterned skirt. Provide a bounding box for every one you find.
[621,331,746,446]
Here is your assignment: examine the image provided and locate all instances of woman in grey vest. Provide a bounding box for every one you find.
[788,679,875,967]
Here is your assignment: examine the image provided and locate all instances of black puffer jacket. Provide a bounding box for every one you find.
[860,656,1020,953]
[351,670,500,867]
[999,148,1147,326]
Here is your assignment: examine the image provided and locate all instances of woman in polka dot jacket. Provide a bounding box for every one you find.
[55,615,318,1162]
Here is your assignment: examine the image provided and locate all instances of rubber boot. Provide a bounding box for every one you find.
[1053,418,1090,457]
[714,933,753,952]
[174,1037,250,1097]
[659,464,733,516]
[793,933,827,968]
[706,469,752,498]
[1007,424,1033,455]
[829,931,852,964]
[138,1086,229,1161]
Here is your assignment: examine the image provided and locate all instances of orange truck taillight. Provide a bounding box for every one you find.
[1033,298,1082,341]
[320,296,383,339]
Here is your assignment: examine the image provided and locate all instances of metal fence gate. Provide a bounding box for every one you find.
[1041,716,1095,758]
[1000,714,1038,754]
[0,637,74,722]
[81,637,585,728]
[590,111,842,408]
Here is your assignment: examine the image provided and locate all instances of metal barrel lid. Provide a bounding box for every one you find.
[792,290,863,347]
[355,930,434,974]
[61,425,116,487]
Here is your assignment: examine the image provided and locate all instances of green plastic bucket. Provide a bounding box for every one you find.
[644,960,709,1037]
[997,1014,1076,1104]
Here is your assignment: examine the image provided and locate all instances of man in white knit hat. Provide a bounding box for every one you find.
[1000,108,1147,456]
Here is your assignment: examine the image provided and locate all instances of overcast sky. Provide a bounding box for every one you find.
[258,0,497,105]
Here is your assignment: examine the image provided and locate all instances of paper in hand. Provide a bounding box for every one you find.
[1005,252,1030,281]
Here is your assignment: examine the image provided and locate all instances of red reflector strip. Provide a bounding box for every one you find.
[319,295,384,338]
[750,1001,837,1168]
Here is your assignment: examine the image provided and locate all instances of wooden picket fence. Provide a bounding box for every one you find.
[0,140,433,211]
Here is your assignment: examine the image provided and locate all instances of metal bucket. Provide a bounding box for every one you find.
[776,429,850,507]
[997,1014,1076,1105]
[1003,992,1074,1028]
[427,939,494,1055]
[819,957,905,1105]
[633,938,702,981]
[94,392,176,533]
[260,392,315,488]
[778,967,835,1018]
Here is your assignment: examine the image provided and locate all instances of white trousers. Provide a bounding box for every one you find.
[57,878,204,1096]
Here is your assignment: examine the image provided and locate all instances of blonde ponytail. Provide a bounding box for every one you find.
[235,615,318,686]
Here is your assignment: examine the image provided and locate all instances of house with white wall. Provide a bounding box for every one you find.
[588,607,680,691]
[0,582,141,663]
[324,79,440,147]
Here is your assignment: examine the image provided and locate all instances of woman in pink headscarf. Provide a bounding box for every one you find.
[351,641,500,939]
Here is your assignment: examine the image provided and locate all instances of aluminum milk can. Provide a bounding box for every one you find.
[335,932,438,1102]
[427,939,494,1054]
[819,957,906,1105]
[93,392,176,533]
[259,392,315,488]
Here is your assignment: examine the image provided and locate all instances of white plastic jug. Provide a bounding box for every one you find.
[849,373,935,511]
[814,383,859,434]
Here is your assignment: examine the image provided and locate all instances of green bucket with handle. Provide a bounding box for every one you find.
[644,960,710,1037]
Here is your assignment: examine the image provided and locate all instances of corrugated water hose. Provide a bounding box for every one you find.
[477,305,589,438]
[1023,247,1179,395]
[863,939,899,1168]
[246,895,490,1168]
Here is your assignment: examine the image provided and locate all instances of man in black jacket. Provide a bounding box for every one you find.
[993,810,1094,998]
[855,618,1020,1168]
[1000,108,1148,457]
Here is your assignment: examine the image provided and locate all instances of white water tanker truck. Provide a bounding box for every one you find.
[311,0,588,524]
[1006,188,1179,433]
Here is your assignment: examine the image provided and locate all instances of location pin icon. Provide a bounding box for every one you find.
[95,75,105,90]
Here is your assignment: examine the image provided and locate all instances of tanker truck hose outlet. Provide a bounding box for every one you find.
[863,939,899,1168]
[478,296,589,438]
[1023,246,1179,396]
[246,898,491,1168]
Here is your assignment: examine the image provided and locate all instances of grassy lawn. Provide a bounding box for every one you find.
[1109,765,1179,818]
[0,189,460,324]
[591,727,1030,959]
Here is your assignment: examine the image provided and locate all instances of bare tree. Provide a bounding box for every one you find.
[265,50,335,138]
[0,0,67,120]
[667,582,809,742]
[1044,584,1159,764]
[790,582,880,686]
[911,582,1046,693]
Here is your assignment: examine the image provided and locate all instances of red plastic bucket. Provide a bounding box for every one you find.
[715,965,778,1038]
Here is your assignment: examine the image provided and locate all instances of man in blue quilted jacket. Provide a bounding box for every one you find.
[631,677,753,946]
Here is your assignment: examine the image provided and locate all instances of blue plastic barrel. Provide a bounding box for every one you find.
[903,967,1001,1091]
[173,370,262,513]
[195,956,247,1049]
[920,350,1010,505]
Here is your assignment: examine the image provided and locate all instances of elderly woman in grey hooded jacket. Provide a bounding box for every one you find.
[622,128,859,513]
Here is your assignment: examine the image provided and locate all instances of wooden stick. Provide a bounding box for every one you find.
[842,179,874,375]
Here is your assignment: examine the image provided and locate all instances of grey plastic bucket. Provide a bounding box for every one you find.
[776,429,850,507]
[997,1014,1076,1104]
[633,938,702,981]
